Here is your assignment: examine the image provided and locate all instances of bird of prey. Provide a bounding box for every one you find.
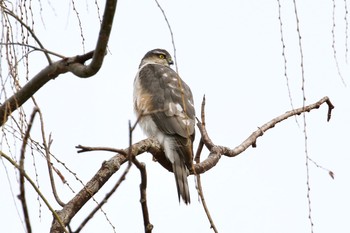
[133,48,195,204]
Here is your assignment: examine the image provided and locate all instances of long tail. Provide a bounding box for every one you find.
[173,158,190,204]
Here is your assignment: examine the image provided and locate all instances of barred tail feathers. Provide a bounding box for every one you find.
[161,135,191,204]
[173,157,190,204]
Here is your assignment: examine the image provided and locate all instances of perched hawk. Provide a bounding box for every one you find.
[133,49,195,204]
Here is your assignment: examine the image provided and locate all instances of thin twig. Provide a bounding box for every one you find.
[196,174,218,232]
[133,158,153,233]
[292,1,314,230]
[1,151,69,233]
[19,107,39,233]
[0,42,66,58]
[276,0,299,126]
[73,163,131,233]
[128,116,153,233]
[345,0,349,63]
[3,8,52,64]
[76,145,127,155]
[196,95,215,150]
[45,134,66,206]
[154,0,178,73]
[196,117,215,150]
[308,156,335,179]
[331,0,347,86]
[32,99,66,207]
[195,95,218,233]
[129,116,153,232]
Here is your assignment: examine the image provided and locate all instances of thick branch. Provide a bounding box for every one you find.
[68,0,118,77]
[1,0,118,126]
[0,54,92,126]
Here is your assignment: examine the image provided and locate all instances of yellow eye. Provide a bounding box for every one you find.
[158,54,165,59]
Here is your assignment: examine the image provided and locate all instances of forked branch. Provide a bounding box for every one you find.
[50,96,333,232]
[194,96,334,174]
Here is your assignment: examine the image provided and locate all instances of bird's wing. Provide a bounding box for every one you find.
[138,64,196,139]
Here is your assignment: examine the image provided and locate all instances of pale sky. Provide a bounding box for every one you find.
[1,0,350,232]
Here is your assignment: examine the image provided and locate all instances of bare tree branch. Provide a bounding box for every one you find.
[1,151,69,233]
[69,0,118,78]
[133,158,153,233]
[195,95,218,233]
[0,52,94,126]
[0,0,119,126]
[50,96,333,232]
[76,145,127,155]
[73,159,130,233]
[49,138,153,233]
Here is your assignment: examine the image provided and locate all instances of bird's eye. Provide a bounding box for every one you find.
[158,54,165,59]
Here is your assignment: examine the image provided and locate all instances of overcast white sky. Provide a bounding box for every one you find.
[1,0,350,232]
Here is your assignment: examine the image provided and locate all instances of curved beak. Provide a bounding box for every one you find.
[167,58,174,65]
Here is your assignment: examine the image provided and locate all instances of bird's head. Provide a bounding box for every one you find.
[139,49,174,67]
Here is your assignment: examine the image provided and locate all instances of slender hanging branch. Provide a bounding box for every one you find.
[0,151,69,233]
[19,108,39,233]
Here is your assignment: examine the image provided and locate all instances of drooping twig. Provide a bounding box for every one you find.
[345,0,349,64]
[292,1,314,230]
[154,0,178,73]
[73,158,130,233]
[0,42,65,58]
[19,107,38,233]
[276,0,299,126]
[31,99,66,207]
[331,0,347,86]
[45,134,66,206]
[3,8,52,64]
[1,151,68,233]
[70,0,86,53]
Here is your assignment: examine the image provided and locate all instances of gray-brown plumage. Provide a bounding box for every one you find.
[133,49,195,204]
